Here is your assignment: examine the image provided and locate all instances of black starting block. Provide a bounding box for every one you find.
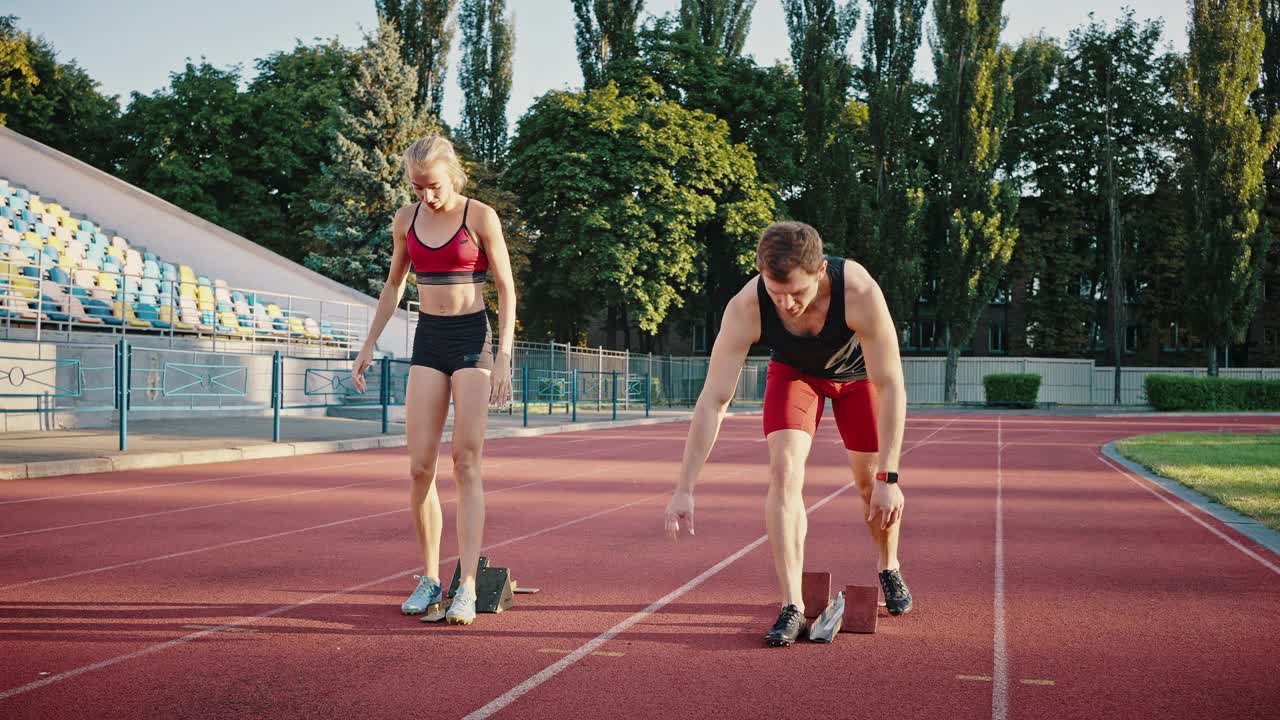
[446,556,533,613]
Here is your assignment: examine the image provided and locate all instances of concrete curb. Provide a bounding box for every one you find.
[0,412,726,480]
[1101,442,1280,557]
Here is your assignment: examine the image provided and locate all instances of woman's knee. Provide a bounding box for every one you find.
[409,456,438,488]
[451,445,483,483]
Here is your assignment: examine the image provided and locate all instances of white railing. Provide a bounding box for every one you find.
[1,244,368,356]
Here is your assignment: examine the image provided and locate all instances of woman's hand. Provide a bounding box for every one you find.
[490,352,512,406]
[351,348,373,394]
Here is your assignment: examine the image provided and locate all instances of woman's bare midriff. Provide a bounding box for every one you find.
[417,282,486,315]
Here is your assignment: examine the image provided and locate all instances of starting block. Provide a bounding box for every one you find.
[801,571,831,620]
[840,585,879,634]
[440,556,538,614]
[800,570,881,640]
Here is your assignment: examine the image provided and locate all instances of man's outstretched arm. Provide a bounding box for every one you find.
[666,291,758,539]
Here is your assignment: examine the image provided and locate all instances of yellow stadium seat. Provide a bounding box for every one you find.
[113,301,152,328]
[45,203,63,216]
[46,235,64,252]
[23,232,41,246]
[179,283,196,298]
[96,273,119,292]
[12,277,37,299]
[179,265,196,283]
[107,246,124,261]
[29,199,45,215]
[159,306,196,331]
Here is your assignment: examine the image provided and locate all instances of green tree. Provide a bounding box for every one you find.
[928,0,1018,402]
[306,19,439,298]
[457,0,514,166]
[610,18,804,201]
[376,0,456,117]
[243,39,357,260]
[783,0,860,244]
[115,62,264,234]
[0,16,38,124]
[679,0,755,59]
[0,17,119,170]
[604,18,801,340]
[1058,12,1172,398]
[1182,0,1280,373]
[998,36,1093,357]
[573,0,646,89]
[860,0,927,324]
[506,80,773,346]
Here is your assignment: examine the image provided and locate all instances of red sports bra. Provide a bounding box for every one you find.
[405,198,489,285]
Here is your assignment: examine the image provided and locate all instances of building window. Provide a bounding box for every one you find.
[1124,325,1141,354]
[1089,322,1106,351]
[989,322,1006,353]
[917,320,936,350]
[1164,323,1187,352]
[692,322,707,353]
[992,279,1011,305]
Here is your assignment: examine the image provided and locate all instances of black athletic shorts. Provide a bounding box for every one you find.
[411,310,494,375]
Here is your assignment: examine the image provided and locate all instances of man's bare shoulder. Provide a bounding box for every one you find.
[842,259,879,299]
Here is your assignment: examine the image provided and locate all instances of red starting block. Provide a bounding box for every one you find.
[841,585,879,634]
[801,571,831,619]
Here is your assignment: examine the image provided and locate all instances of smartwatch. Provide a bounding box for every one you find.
[875,471,899,484]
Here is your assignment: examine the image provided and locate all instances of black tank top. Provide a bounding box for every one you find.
[757,256,867,381]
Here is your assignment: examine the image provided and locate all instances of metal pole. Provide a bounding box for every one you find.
[118,339,129,452]
[612,370,617,421]
[380,356,391,434]
[571,369,578,423]
[272,351,282,442]
[35,251,44,343]
[645,371,651,418]
[522,366,529,427]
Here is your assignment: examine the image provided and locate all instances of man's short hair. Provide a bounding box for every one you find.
[756,221,825,280]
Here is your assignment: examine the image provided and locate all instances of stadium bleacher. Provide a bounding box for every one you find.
[0,176,352,347]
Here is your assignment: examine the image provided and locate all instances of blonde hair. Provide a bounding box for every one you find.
[402,135,468,191]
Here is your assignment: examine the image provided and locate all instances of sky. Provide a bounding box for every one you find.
[8,0,1190,129]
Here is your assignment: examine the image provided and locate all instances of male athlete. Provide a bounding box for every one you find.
[664,221,912,646]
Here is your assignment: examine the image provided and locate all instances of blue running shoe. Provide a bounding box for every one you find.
[401,575,442,615]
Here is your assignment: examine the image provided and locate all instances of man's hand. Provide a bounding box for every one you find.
[665,491,696,540]
[867,482,904,531]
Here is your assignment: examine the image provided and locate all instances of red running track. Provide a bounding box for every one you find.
[0,414,1277,720]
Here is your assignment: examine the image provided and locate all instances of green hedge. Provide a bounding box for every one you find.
[983,373,1041,408]
[1144,374,1280,411]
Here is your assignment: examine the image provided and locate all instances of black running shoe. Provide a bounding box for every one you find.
[879,568,913,616]
[764,604,808,647]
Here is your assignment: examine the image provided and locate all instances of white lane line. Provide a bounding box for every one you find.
[0,492,664,702]
[460,427,953,720]
[992,416,1008,720]
[460,481,856,720]
[0,435,599,506]
[1096,454,1280,576]
[0,446,661,593]
[0,439,656,538]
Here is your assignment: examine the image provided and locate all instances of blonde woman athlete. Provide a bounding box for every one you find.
[352,135,517,626]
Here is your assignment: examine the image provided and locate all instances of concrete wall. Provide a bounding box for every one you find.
[0,126,410,357]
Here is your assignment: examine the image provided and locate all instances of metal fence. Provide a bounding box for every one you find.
[7,334,1280,450]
